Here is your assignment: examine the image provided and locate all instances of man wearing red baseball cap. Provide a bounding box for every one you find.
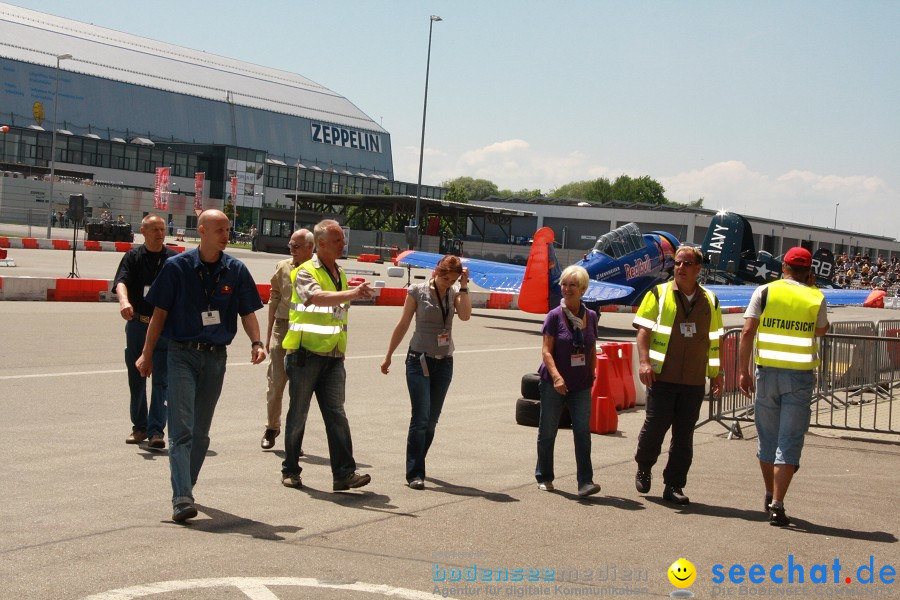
[737,246,829,526]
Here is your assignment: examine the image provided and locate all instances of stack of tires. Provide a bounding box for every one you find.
[515,373,572,428]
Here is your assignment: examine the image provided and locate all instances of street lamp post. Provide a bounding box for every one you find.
[834,203,839,230]
[413,15,442,239]
[47,53,73,239]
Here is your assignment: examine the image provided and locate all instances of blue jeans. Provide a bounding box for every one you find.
[405,352,453,482]
[124,319,169,436]
[535,381,594,487]
[166,342,227,506]
[755,367,814,466]
[282,351,357,481]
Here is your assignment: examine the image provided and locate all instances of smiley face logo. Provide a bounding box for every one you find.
[668,558,696,588]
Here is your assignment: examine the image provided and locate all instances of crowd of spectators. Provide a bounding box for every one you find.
[833,253,900,296]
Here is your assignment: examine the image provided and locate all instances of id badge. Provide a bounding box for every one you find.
[437,332,450,347]
[201,310,221,326]
[571,353,586,367]
[680,322,697,338]
[143,285,151,297]
[332,305,346,320]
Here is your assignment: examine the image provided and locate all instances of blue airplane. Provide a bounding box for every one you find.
[398,222,679,314]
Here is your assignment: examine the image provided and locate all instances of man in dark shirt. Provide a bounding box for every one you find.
[113,214,177,449]
[137,209,266,523]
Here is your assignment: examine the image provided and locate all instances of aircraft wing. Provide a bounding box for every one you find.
[397,251,527,293]
[706,285,873,310]
[398,250,635,303]
[583,280,634,303]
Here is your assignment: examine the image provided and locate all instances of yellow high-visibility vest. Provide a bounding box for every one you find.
[633,281,723,377]
[755,280,823,369]
[282,259,348,354]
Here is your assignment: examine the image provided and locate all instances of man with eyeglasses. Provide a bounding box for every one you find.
[260,228,315,450]
[632,245,724,505]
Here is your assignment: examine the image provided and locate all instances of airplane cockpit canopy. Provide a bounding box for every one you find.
[592,223,644,259]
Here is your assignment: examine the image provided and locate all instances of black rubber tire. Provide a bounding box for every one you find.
[521,373,541,400]
[515,397,540,427]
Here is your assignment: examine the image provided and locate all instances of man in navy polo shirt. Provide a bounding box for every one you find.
[137,209,266,523]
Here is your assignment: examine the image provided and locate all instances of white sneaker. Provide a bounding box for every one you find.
[578,482,601,497]
[408,478,425,490]
[538,482,554,491]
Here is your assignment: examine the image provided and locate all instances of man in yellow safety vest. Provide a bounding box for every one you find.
[280,219,374,491]
[739,246,829,527]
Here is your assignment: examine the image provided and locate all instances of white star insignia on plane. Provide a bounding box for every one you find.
[755,263,771,279]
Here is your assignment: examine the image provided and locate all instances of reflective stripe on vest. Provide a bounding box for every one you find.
[754,280,822,369]
[281,260,349,353]
[634,281,723,377]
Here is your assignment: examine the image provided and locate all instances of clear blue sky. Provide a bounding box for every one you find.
[9,1,899,239]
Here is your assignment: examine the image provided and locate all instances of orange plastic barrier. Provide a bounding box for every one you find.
[256,283,272,304]
[0,237,9,248]
[589,353,618,434]
[390,246,400,266]
[596,343,629,409]
[486,293,513,309]
[114,242,133,252]
[347,277,366,288]
[52,239,70,250]
[357,254,380,263]
[53,278,109,301]
[22,238,38,249]
[0,248,6,259]
[375,287,406,306]
[610,342,636,409]
[83,241,102,251]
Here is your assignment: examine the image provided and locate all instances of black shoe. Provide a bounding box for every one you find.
[769,503,791,527]
[764,493,773,514]
[663,485,690,505]
[635,469,652,494]
[172,502,198,522]
[261,428,279,450]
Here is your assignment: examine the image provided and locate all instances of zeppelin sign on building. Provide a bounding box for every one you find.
[311,122,382,153]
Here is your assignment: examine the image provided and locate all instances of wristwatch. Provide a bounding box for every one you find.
[251,341,264,348]
[459,288,469,293]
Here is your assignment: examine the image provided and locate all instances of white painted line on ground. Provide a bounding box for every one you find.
[0,347,540,381]
[81,576,439,599]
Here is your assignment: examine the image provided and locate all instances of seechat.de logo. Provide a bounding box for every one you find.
[711,556,896,586]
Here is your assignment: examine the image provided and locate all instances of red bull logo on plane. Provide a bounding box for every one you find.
[624,256,652,279]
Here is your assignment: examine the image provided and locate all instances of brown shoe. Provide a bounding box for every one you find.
[126,431,147,444]
[148,434,165,450]
[261,428,279,450]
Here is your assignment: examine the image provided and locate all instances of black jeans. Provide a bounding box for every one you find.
[634,381,705,488]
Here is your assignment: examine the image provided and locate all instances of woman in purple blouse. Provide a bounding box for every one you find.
[535,265,601,497]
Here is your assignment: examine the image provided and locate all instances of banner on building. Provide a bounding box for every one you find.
[154,167,170,210]
[194,172,205,212]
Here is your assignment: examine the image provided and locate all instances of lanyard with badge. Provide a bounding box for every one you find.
[142,250,168,298]
[565,305,586,367]
[432,280,452,347]
[199,263,223,326]
[324,264,347,321]
[675,289,698,338]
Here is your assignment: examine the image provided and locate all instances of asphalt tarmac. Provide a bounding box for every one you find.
[1,236,898,600]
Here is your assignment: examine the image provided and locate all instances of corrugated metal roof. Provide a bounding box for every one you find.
[0,2,385,133]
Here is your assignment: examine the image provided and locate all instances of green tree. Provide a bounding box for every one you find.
[440,176,498,203]
[610,175,667,205]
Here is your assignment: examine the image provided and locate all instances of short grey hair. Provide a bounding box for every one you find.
[313,219,341,244]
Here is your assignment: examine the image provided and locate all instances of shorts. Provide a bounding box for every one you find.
[754,366,814,465]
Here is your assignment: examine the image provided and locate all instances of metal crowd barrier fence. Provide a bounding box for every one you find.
[700,322,900,438]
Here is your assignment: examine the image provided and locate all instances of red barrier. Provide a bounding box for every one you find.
[52,239,70,250]
[54,278,109,301]
[256,283,271,304]
[357,254,380,263]
[598,343,627,409]
[486,293,513,309]
[22,238,38,249]
[348,277,366,287]
[375,287,406,306]
[0,237,9,248]
[83,241,102,251]
[0,248,6,259]
[114,242,133,252]
[612,342,636,409]
[589,353,618,433]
